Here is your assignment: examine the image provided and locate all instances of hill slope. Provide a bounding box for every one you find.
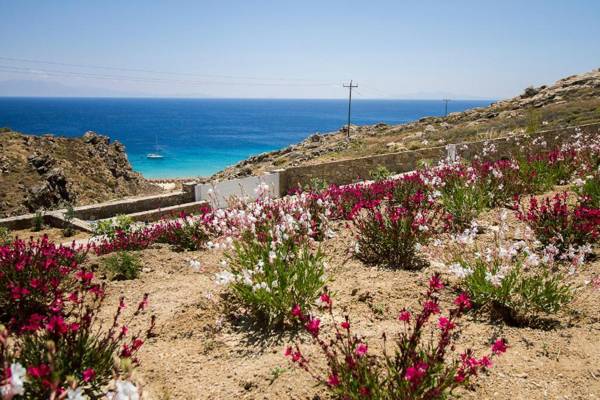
[212,68,600,180]
[0,130,161,217]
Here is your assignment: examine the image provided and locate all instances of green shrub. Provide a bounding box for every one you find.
[32,210,44,232]
[223,235,326,329]
[369,165,392,181]
[440,181,487,231]
[0,226,11,246]
[577,172,600,208]
[354,204,434,270]
[525,108,542,134]
[63,204,76,237]
[93,214,134,238]
[101,251,142,281]
[302,177,328,193]
[155,218,211,251]
[454,257,572,326]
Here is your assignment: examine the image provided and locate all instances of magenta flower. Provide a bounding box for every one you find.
[437,316,455,332]
[82,368,96,382]
[453,292,472,310]
[398,310,411,322]
[355,343,368,358]
[491,338,508,354]
[305,317,321,337]
[327,374,340,387]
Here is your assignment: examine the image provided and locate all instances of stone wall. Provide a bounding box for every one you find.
[279,122,600,194]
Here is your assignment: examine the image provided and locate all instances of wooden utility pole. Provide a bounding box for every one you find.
[343,80,358,139]
[443,98,451,116]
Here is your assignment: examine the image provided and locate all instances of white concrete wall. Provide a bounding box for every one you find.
[194,172,280,208]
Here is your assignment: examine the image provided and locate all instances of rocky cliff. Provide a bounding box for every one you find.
[0,130,161,217]
[212,68,600,181]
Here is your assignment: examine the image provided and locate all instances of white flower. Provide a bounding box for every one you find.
[114,380,139,400]
[215,271,235,285]
[448,263,473,279]
[67,387,87,400]
[268,251,277,263]
[189,259,202,272]
[485,271,504,287]
[0,363,26,397]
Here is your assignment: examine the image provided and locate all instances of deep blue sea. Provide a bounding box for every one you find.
[0,98,491,178]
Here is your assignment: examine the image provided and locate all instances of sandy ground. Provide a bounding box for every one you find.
[91,203,600,400]
[11,227,92,244]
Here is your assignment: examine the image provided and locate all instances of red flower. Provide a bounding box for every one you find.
[291,304,302,318]
[438,316,455,332]
[354,343,368,358]
[423,300,440,315]
[305,317,321,337]
[428,275,444,290]
[453,292,472,310]
[358,386,370,396]
[491,338,507,354]
[28,364,51,378]
[319,293,332,306]
[398,310,411,322]
[340,321,350,330]
[82,368,96,382]
[327,374,340,387]
[405,361,429,384]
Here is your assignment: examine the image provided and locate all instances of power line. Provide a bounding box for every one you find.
[0,56,334,84]
[0,64,340,88]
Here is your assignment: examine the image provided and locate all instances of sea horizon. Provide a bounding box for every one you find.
[0,97,494,178]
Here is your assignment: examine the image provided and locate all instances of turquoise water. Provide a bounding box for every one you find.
[0,98,491,178]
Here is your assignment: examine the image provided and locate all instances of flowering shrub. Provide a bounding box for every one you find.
[220,234,326,328]
[440,179,488,231]
[0,228,10,247]
[92,214,134,239]
[286,275,507,399]
[1,291,153,399]
[154,217,212,251]
[576,171,600,208]
[453,257,572,326]
[0,234,153,399]
[516,193,600,254]
[354,203,435,270]
[473,159,525,207]
[0,237,89,332]
[101,251,142,281]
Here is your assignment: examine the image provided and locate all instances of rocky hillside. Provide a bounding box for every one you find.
[212,68,600,181]
[0,131,161,217]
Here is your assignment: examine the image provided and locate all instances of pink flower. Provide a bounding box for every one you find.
[491,338,507,354]
[405,361,428,384]
[82,368,96,382]
[479,356,492,368]
[327,374,340,387]
[454,292,472,310]
[398,310,411,322]
[438,316,455,332]
[423,300,440,315]
[319,293,332,306]
[291,304,302,318]
[428,275,444,290]
[27,364,51,378]
[305,317,321,337]
[355,343,368,357]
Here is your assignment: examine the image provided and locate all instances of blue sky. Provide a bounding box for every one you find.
[0,0,598,99]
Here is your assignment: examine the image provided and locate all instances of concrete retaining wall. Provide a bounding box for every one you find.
[195,172,280,208]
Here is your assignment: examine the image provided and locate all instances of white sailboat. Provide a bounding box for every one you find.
[146,134,164,159]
